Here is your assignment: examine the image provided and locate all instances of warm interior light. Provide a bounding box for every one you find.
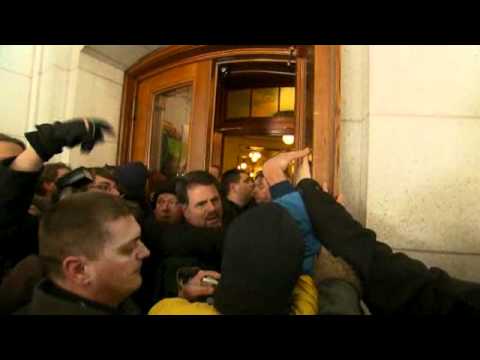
[240,162,248,170]
[248,151,262,163]
[282,135,295,145]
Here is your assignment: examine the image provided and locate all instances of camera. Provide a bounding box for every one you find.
[55,167,93,191]
[53,167,94,202]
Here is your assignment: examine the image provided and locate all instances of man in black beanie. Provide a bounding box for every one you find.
[114,161,149,209]
[213,203,307,314]
[149,202,319,315]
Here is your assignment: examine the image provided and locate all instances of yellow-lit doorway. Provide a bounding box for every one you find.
[210,59,297,177]
[222,135,294,177]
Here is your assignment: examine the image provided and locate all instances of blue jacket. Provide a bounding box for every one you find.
[271,181,321,275]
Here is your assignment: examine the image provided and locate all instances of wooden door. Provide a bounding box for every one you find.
[294,45,341,193]
[131,61,213,174]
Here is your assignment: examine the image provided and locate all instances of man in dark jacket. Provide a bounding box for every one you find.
[252,171,271,204]
[141,171,224,303]
[220,169,255,227]
[0,118,113,283]
[133,180,183,311]
[19,192,150,315]
[143,171,224,266]
[295,159,480,315]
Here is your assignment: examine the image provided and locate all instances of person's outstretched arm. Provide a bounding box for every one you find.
[0,118,113,278]
[1,118,113,228]
[263,149,322,275]
[297,178,480,315]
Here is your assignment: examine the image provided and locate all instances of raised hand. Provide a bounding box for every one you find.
[25,117,114,162]
[179,270,221,302]
[264,148,310,172]
[81,118,115,152]
[263,148,310,187]
[295,153,312,185]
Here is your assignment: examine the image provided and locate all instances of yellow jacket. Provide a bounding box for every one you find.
[148,275,318,315]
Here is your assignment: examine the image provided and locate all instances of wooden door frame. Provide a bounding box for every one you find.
[117,45,341,193]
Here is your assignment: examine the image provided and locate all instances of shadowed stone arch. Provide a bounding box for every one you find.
[82,45,167,70]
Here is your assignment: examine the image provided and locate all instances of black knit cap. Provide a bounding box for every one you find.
[214,203,304,315]
[150,179,179,208]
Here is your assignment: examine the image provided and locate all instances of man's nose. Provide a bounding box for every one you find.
[205,201,216,213]
[138,241,150,259]
[160,203,169,211]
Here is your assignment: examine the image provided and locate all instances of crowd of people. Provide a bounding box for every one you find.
[1,117,480,315]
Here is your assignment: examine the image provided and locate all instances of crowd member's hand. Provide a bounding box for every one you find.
[313,247,362,296]
[25,117,114,162]
[295,153,312,185]
[264,147,310,173]
[80,118,114,152]
[263,148,310,186]
[179,270,221,302]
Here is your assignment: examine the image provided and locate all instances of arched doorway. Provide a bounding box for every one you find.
[118,45,341,193]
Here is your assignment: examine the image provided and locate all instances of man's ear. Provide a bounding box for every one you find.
[62,256,92,286]
[230,182,238,194]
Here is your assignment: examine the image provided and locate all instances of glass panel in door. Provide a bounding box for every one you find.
[150,85,192,179]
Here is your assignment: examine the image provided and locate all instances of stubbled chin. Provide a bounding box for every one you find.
[206,219,221,227]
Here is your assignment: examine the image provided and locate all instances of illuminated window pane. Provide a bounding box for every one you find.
[227,89,251,118]
[280,87,295,111]
[252,88,279,117]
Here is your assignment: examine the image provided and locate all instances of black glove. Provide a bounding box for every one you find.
[25,118,114,162]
